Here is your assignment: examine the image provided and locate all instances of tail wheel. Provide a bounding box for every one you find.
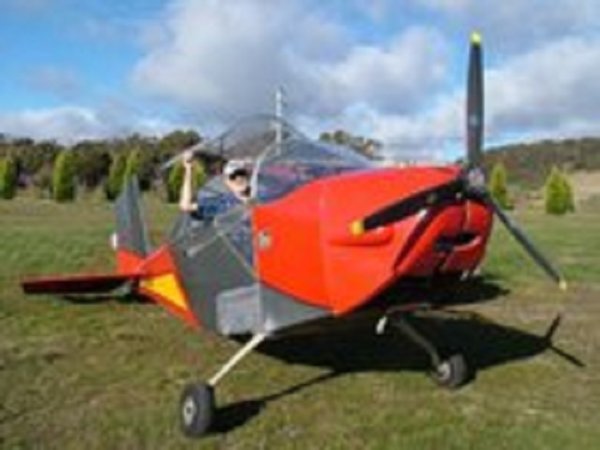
[180,382,214,438]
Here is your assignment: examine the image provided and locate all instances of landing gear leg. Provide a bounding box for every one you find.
[179,332,268,437]
[377,311,469,389]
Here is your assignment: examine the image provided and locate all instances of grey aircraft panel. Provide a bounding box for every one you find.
[258,284,330,334]
[171,226,256,332]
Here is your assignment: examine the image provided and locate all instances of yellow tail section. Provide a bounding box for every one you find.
[140,273,187,310]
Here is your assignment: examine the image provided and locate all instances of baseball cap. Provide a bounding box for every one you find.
[223,159,250,178]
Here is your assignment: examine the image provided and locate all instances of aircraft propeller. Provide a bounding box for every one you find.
[350,32,567,291]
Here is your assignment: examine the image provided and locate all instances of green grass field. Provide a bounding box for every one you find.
[1,194,599,449]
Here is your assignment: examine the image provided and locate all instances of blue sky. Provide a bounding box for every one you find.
[1,0,599,160]
[1,2,138,105]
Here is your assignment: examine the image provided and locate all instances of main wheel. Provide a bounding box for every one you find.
[180,382,215,437]
[430,354,468,389]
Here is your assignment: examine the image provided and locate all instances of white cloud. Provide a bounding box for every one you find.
[356,34,600,160]
[298,27,449,116]
[132,0,448,121]
[132,0,299,118]
[0,106,104,142]
[487,36,600,135]
[8,0,595,157]
[129,0,600,162]
[411,0,600,52]
[0,106,176,143]
[352,94,464,162]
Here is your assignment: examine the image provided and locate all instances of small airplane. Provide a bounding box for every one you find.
[21,33,567,437]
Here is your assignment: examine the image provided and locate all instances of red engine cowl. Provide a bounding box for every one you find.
[253,165,494,316]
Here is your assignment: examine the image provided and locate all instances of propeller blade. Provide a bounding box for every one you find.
[350,178,464,235]
[485,195,567,290]
[467,31,484,168]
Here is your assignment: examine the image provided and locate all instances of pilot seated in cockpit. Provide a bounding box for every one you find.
[178,150,252,222]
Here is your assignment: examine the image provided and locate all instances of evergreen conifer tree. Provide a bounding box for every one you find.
[545,166,572,215]
[0,156,18,200]
[52,151,77,202]
[123,149,140,185]
[488,162,512,209]
[104,153,126,201]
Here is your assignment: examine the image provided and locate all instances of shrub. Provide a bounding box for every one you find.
[544,166,574,215]
[0,156,18,199]
[123,149,140,185]
[488,162,512,209]
[52,151,77,202]
[104,153,126,201]
[166,163,184,203]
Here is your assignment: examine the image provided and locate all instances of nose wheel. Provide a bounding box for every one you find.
[377,308,470,389]
[429,354,468,389]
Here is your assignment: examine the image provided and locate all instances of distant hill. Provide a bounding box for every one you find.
[483,137,600,187]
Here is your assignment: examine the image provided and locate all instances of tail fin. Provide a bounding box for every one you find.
[21,178,149,296]
[114,177,151,272]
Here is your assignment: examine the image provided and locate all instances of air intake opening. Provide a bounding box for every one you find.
[435,233,478,253]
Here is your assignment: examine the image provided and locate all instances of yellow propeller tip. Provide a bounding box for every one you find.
[350,220,364,236]
[559,279,568,291]
[471,31,482,45]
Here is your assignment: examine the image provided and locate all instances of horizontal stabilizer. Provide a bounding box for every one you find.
[21,273,139,295]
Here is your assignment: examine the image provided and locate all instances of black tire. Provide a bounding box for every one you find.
[430,354,468,389]
[180,382,215,438]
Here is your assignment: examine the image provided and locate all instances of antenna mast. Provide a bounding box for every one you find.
[274,85,286,146]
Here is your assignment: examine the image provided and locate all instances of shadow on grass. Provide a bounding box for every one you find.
[59,294,128,304]
[260,312,583,373]
[212,371,338,433]
[378,273,511,307]
[212,277,583,434]
[60,290,149,304]
[214,313,583,433]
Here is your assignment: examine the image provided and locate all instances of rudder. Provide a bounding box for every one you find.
[114,177,151,272]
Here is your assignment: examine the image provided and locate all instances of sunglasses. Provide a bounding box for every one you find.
[228,170,249,181]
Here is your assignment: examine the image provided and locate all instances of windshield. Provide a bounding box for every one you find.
[253,138,373,203]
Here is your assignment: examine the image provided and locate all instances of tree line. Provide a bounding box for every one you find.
[484,137,600,187]
[0,130,202,202]
[0,127,382,203]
